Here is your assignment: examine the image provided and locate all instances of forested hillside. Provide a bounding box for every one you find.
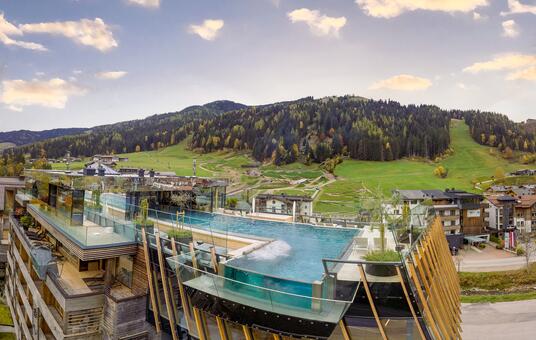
[3,96,535,168]
[190,96,451,163]
[14,100,246,159]
[453,110,536,153]
[0,128,87,147]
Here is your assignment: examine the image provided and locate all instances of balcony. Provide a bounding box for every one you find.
[27,202,136,249]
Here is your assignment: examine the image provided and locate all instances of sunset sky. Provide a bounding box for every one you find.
[1,0,535,131]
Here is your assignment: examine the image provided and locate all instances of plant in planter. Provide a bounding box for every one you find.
[357,186,404,277]
[167,228,193,244]
[363,250,402,276]
[19,215,34,230]
[134,198,154,233]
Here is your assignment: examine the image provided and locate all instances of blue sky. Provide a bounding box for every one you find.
[0,0,535,131]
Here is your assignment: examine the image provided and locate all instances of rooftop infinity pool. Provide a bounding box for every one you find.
[99,194,359,283]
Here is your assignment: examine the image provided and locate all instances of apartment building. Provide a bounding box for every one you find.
[514,195,536,233]
[253,193,313,216]
[3,169,227,340]
[392,189,485,235]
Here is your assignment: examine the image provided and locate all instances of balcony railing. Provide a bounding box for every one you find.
[27,201,137,249]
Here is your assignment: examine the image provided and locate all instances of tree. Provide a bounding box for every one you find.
[171,192,193,211]
[518,231,536,273]
[494,167,505,181]
[433,165,448,178]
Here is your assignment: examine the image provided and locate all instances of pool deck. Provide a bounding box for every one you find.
[335,227,401,283]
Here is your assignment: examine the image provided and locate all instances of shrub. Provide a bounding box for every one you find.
[433,165,448,178]
[489,235,500,244]
[226,197,238,209]
[19,215,33,228]
[167,229,193,240]
[496,240,505,250]
[516,245,525,256]
[478,243,486,249]
[363,250,401,262]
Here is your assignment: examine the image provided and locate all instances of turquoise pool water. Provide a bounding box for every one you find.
[99,193,358,283]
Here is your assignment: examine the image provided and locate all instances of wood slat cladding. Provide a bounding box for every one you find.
[131,245,149,295]
[406,218,462,340]
[29,206,137,261]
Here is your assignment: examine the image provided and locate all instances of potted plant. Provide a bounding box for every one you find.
[134,198,154,234]
[363,250,401,276]
[357,187,404,277]
[167,228,193,244]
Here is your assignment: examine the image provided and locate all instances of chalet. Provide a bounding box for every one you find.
[253,193,313,217]
[514,195,536,233]
[485,195,517,231]
[392,189,485,235]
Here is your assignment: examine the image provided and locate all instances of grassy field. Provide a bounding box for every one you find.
[461,291,536,303]
[314,120,534,214]
[459,264,536,303]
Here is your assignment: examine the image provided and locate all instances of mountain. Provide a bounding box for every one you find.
[191,96,451,163]
[12,100,246,159]
[4,96,535,165]
[0,128,87,147]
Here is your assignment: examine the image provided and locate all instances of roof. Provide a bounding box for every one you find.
[80,162,120,175]
[487,195,517,207]
[394,190,427,200]
[516,195,536,208]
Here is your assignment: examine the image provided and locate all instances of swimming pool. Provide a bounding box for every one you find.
[99,193,358,283]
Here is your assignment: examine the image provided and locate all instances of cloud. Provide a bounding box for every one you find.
[126,0,160,8]
[472,11,487,20]
[95,71,127,80]
[288,8,346,37]
[355,0,488,18]
[502,20,520,37]
[501,0,536,16]
[0,12,47,51]
[463,53,536,73]
[507,66,536,81]
[20,18,117,52]
[369,74,432,91]
[188,19,224,41]
[1,78,86,111]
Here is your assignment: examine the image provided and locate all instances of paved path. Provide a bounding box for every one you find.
[0,325,14,333]
[462,300,536,339]
[456,255,536,272]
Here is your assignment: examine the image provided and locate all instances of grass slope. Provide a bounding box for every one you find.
[315,120,534,214]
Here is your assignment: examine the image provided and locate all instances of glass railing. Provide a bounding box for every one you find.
[167,259,354,323]
[27,200,137,249]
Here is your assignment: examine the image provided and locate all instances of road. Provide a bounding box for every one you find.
[456,255,536,272]
[462,300,536,339]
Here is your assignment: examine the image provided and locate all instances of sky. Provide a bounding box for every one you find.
[0,0,535,132]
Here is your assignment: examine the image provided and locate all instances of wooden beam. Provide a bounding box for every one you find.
[358,264,388,340]
[210,246,219,274]
[242,324,254,340]
[155,233,179,340]
[216,316,228,340]
[193,307,207,340]
[338,319,352,340]
[141,228,161,332]
[189,242,199,271]
[170,239,194,333]
[407,260,441,340]
[396,266,426,340]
